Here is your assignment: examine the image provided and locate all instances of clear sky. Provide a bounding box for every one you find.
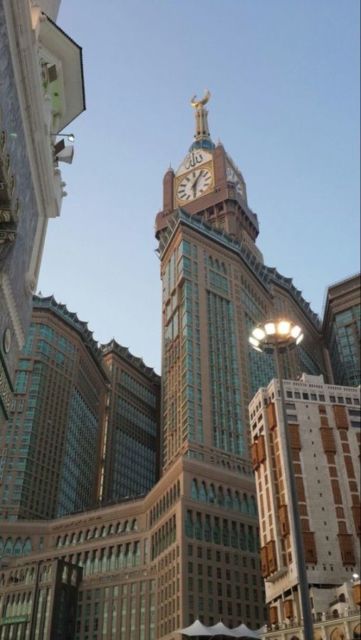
[38,0,360,374]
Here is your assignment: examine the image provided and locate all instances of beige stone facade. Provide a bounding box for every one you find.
[249,374,360,634]
[0,453,265,639]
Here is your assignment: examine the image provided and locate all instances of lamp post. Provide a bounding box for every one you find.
[249,320,314,640]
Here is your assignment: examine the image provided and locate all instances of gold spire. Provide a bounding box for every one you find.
[190,90,212,144]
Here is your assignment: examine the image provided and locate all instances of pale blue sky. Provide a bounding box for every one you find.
[38,0,360,373]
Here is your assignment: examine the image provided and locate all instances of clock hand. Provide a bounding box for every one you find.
[191,172,202,194]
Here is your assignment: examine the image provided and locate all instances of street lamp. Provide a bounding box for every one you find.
[249,319,314,640]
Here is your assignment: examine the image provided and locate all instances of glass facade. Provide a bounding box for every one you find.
[328,305,360,386]
[0,299,106,521]
[57,390,100,517]
[102,342,160,502]
[207,290,243,454]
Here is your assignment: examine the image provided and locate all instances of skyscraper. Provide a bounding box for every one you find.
[249,373,360,637]
[100,339,160,503]
[156,93,325,473]
[323,274,361,387]
[0,0,85,422]
[0,295,108,520]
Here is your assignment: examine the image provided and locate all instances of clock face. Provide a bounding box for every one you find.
[176,168,213,202]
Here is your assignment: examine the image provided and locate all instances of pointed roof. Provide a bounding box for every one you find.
[180,620,212,636]
[207,622,235,636]
[231,623,261,638]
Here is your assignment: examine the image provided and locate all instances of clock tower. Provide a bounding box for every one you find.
[152,94,325,633]
[157,91,263,266]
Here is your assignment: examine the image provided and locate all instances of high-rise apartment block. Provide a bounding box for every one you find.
[0,0,85,422]
[250,374,360,637]
[323,274,360,387]
[100,340,160,503]
[0,295,108,520]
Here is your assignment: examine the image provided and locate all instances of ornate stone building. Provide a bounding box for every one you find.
[0,0,85,423]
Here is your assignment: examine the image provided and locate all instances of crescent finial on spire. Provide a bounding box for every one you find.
[190,89,211,110]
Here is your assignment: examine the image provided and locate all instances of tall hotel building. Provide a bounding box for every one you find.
[0,295,108,520]
[100,340,160,503]
[0,0,85,422]
[0,98,337,639]
[250,374,360,638]
[323,274,360,387]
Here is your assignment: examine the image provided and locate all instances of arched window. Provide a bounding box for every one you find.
[191,479,199,500]
[217,487,225,507]
[225,489,233,509]
[235,491,242,512]
[13,539,23,556]
[22,538,32,555]
[0,538,4,556]
[4,538,13,555]
[199,482,208,503]
[130,519,138,531]
[209,484,216,504]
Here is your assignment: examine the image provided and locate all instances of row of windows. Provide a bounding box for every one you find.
[0,537,32,558]
[190,479,257,515]
[151,515,176,560]
[120,371,157,408]
[149,481,181,525]
[55,520,138,547]
[185,510,258,552]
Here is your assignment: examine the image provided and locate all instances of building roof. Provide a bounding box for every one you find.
[32,294,106,373]
[101,339,160,383]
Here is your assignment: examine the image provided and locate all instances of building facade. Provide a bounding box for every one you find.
[0,295,108,521]
[100,340,160,504]
[323,274,361,387]
[0,0,85,423]
[249,374,360,636]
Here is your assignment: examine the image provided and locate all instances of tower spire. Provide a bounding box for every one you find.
[189,90,215,150]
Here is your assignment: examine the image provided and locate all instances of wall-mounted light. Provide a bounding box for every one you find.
[51,132,75,142]
[53,138,74,164]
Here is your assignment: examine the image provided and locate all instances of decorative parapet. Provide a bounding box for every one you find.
[157,208,321,330]
[32,295,105,372]
[0,124,19,260]
[101,339,160,383]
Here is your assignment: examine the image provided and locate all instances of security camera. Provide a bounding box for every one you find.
[56,145,74,164]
